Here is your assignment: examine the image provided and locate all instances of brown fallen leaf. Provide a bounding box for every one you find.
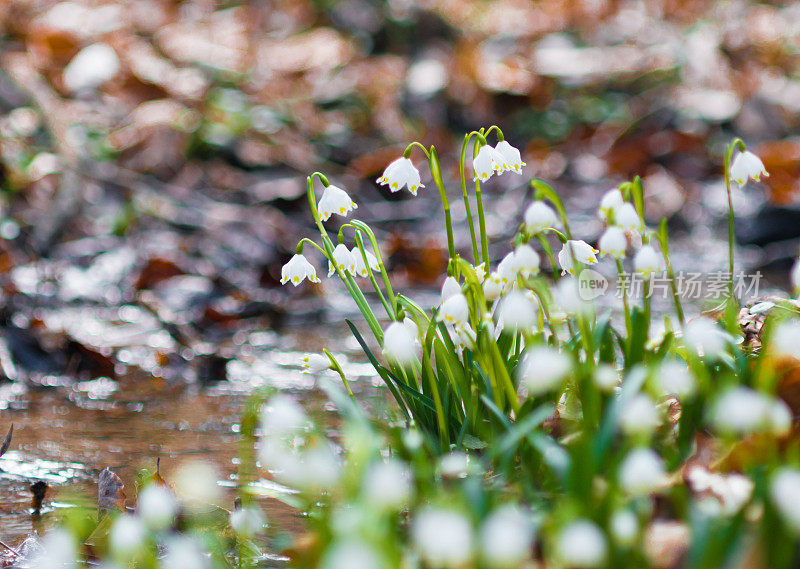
[0,424,13,458]
[30,480,47,518]
[98,467,126,513]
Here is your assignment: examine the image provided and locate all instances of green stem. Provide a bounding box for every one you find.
[428,147,456,266]
[459,132,483,264]
[723,138,746,302]
[616,259,633,339]
[354,231,394,319]
[349,219,398,313]
[324,349,355,400]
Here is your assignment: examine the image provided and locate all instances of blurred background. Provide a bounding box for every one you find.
[2,0,800,545]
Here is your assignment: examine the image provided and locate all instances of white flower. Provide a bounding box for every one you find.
[496,290,538,332]
[771,399,792,436]
[610,510,639,547]
[377,157,424,195]
[498,246,540,284]
[364,458,413,510]
[792,259,800,292]
[494,141,526,174]
[438,451,471,478]
[438,293,470,325]
[598,226,627,259]
[29,528,78,569]
[657,360,695,398]
[317,185,357,221]
[524,201,560,234]
[633,245,664,276]
[483,273,503,301]
[619,448,665,495]
[594,364,619,393]
[598,189,624,221]
[449,322,477,352]
[480,506,534,568]
[230,506,266,537]
[772,321,800,359]
[324,541,383,569]
[683,317,730,358]
[473,144,509,182]
[161,536,209,569]
[441,276,462,303]
[282,444,342,492]
[174,462,223,510]
[712,387,772,435]
[552,276,594,315]
[412,508,473,567]
[557,520,607,568]
[517,346,571,396]
[383,320,419,365]
[619,393,660,435]
[730,150,768,186]
[328,244,356,276]
[687,467,754,516]
[613,202,642,232]
[558,240,599,274]
[261,394,308,436]
[137,485,178,531]
[302,353,331,373]
[110,515,147,556]
[351,247,380,277]
[281,254,320,286]
[771,469,800,532]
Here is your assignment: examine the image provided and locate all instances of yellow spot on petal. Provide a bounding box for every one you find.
[293,276,300,283]
[391,182,398,189]
[340,207,346,213]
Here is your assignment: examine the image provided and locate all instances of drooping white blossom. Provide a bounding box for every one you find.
[711,387,772,435]
[441,276,462,303]
[377,157,424,195]
[438,293,470,325]
[317,185,357,221]
[633,245,664,276]
[281,254,320,286]
[619,393,660,435]
[598,226,627,259]
[557,520,607,568]
[683,317,730,358]
[302,353,331,373]
[610,510,639,547]
[230,507,266,537]
[517,346,571,396]
[473,144,509,182]
[619,448,665,495]
[771,469,800,532]
[730,150,768,186]
[363,458,413,510]
[558,240,599,274]
[613,203,642,232]
[594,364,619,393]
[383,320,419,365]
[657,360,696,398]
[480,506,535,568]
[493,141,526,174]
[323,541,383,569]
[137,484,178,531]
[351,247,380,277]
[328,244,357,277]
[524,201,560,234]
[412,508,473,568]
[772,321,800,360]
[598,189,624,221]
[260,394,308,436]
[496,290,538,332]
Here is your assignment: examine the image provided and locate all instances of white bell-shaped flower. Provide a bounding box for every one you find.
[281,254,320,286]
[138,485,178,531]
[598,189,624,221]
[772,320,800,360]
[557,240,599,274]
[473,144,509,182]
[517,345,571,396]
[363,458,413,510]
[483,273,503,301]
[383,320,419,365]
[657,360,695,398]
[493,141,526,174]
[683,317,730,358]
[377,157,424,195]
[771,469,800,532]
[619,448,665,495]
[317,185,357,221]
[613,202,642,232]
[302,353,331,373]
[328,244,357,276]
[496,290,538,332]
[524,201,560,234]
[598,226,627,259]
[351,246,380,277]
[438,293,470,325]
[480,506,534,568]
[619,393,660,435]
[230,507,266,537]
[712,386,773,435]
[633,245,664,276]
[412,508,474,568]
[730,150,768,186]
[441,276,462,303]
[498,245,540,285]
[557,520,607,569]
